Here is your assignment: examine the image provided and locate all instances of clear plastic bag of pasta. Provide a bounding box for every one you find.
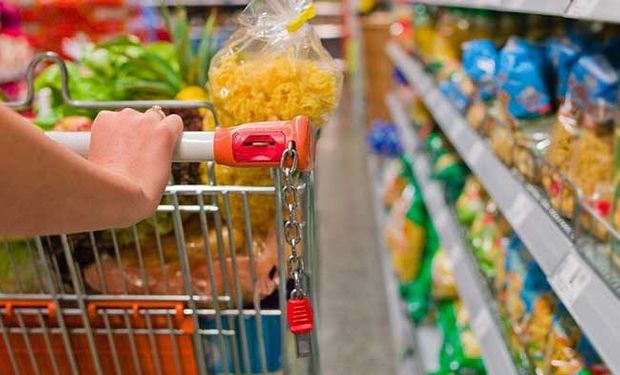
[208,0,343,130]
[206,0,342,235]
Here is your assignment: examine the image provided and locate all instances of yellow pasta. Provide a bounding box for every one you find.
[208,54,340,129]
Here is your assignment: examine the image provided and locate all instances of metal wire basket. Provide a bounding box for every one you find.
[0,52,320,375]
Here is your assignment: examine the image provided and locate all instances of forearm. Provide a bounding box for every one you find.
[0,106,154,236]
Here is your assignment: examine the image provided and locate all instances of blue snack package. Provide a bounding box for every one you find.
[603,35,620,70]
[462,39,498,101]
[547,38,583,100]
[439,79,471,113]
[568,54,619,121]
[367,120,403,157]
[497,37,553,120]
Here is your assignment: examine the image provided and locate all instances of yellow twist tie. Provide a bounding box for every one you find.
[286,3,316,33]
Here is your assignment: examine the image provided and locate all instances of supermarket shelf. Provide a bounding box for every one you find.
[386,92,523,375]
[408,0,620,24]
[387,42,620,375]
[369,157,424,375]
[409,0,569,17]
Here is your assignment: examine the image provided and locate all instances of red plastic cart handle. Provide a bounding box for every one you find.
[214,116,315,171]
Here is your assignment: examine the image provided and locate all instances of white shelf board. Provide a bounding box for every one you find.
[387,42,620,375]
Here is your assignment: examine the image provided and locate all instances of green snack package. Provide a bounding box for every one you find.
[434,301,486,375]
[400,218,439,323]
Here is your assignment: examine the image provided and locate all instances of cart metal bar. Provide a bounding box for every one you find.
[3,52,219,127]
[34,237,80,375]
[222,193,253,374]
[242,192,270,375]
[170,193,208,375]
[60,235,105,375]
[274,169,291,374]
[197,193,230,375]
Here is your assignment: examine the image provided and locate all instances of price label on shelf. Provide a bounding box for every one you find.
[566,0,599,17]
[506,192,533,229]
[473,309,492,339]
[550,254,592,307]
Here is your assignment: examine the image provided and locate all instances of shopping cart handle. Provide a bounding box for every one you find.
[46,131,216,162]
[46,116,315,170]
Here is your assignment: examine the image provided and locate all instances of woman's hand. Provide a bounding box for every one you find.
[0,105,183,236]
[88,108,183,218]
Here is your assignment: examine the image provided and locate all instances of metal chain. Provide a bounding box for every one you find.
[280,141,305,299]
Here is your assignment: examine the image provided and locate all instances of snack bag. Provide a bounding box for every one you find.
[569,55,618,240]
[431,248,457,300]
[400,218,439,323]
[497,37,552,121]
[434,301,486,375]
[520,260,555,371]
[433,152,468,203]
[385,184,427,282]
[462,39,498,102]
[547,39,583,103]
[462,39,498,133]
[544,304,590,375]
[456,177,487,226]
[497,38,554,183]
[207,0,342,234]
[382,157,412,210]
[368,120,403,157]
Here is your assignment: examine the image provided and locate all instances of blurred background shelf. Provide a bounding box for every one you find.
[405,0,620,23]
[386,92,524,375]
[387,42,620,375]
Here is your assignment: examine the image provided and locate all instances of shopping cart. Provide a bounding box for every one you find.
[0,52,320,375]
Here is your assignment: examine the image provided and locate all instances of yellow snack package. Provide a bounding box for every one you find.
[385,185,427,282]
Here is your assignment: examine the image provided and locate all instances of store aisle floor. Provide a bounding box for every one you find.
[316,95,397,374]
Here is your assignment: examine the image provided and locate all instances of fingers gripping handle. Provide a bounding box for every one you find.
[46,116,315,170]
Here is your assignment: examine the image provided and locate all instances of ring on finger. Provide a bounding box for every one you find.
[146,105,166,120]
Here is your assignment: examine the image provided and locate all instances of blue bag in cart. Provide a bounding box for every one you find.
[203,314,282,373]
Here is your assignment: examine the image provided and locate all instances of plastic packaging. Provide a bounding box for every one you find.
[385,185,427,282]
[513,116,553,184]
[569,55,618,240]
[206,0,343,235]
[383,157,414,210]
[462,39,498,134]
[497,37,553,121]
[432,301,485,375]
[431,248,457,300]
[208,0,342,129]
[489,101,515,166]
[542,100,581,218]
[456,177,486,226]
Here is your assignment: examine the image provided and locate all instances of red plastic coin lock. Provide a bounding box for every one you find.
[214,116,315,171]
